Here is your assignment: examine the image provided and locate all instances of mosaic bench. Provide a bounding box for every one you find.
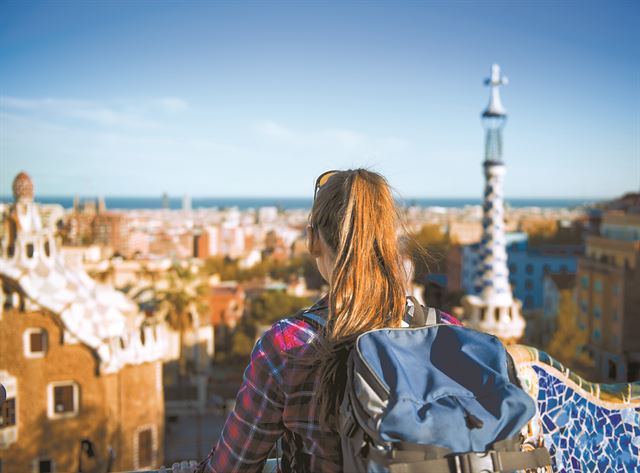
[509,345,640,472]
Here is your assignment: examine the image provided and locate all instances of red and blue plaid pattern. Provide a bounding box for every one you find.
[197,301,462,472]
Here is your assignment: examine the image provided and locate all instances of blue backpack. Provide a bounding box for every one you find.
[298,300,551,473]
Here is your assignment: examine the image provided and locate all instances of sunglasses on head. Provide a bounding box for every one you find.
[313,170,340,202]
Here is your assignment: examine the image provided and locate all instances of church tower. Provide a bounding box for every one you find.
[462,64,525,344]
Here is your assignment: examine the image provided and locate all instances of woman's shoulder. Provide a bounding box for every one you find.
[440,310,463,326]
[261,305,325,354]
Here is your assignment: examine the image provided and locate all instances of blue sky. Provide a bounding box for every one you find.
[0,1,638,198]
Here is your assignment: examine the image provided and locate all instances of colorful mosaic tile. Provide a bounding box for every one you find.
[509,346,640,472]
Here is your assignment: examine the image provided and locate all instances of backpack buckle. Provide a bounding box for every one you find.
[453,451,498,473]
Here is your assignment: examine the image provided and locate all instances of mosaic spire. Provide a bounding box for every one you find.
[475,64,511,305]
[463,64,525,343]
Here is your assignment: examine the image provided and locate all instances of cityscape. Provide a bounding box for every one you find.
[1,2,639,473]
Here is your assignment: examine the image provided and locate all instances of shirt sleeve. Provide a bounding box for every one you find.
[198,323,287,473]
[441,311,463,326]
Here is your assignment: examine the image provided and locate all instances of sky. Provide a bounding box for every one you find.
[0,1,638,199]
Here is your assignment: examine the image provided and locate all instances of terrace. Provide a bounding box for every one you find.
[112,344,640,473]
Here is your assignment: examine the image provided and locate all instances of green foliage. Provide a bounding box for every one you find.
[231,329,257,359]
[157,264,209,375]
[545,291,591,373]
[528,221,583,248]
[202,254,323,288]
[227,290,313,362]
[203,256,242,281]
[249,290,314,325]
[408,224,450,280]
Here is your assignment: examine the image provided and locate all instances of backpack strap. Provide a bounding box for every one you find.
[407,296,439,327]
[298,309,327,327]
[385,446,552,473]
[300,297,440,328]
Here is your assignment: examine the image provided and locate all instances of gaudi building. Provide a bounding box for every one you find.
[0,172,167,472]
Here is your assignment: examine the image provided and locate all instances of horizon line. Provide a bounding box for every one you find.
[0,194,615,201]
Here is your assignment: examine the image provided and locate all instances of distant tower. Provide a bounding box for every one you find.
[162,192,170,210]
[182,194,192,212]
[98,196,106,213]
[462,64,525,344]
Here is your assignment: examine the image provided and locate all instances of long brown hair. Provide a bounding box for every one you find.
[309,169,408,424]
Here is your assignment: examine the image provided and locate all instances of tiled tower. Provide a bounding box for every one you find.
[462,64,525,343]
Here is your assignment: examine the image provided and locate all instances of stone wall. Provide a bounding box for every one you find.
[0,308,164,472]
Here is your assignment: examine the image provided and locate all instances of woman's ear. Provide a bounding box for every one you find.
[306,225,322,257]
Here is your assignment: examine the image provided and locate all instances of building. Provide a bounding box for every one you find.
[62,198,130,257]
[0,172,167,472]
[455,230,580,314]
[209,283,245,354]
[182,194,192,212]
[193,229,210,259]
[447,221,482,245]
[578,206,640,382]
[535,272,577,348]
[461,65,526,343]
[507,240,580,311]
[92,212,130,256]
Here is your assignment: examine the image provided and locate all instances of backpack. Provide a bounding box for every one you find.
[296,299,552,473]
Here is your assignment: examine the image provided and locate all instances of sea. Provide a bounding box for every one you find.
[0,196,603,210]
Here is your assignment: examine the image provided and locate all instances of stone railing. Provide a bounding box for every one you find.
[115,458,279,473]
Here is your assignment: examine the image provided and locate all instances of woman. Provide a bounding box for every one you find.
[196,169,460,473]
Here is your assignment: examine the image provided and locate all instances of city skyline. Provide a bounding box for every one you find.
[1,1,638,198]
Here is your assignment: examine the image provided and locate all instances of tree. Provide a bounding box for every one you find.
[249,290,314,325]
[159,264,209,376]
[407,224,450,281]
[545,290,591,376]
[203,253,323,288]
[228,290,313,363]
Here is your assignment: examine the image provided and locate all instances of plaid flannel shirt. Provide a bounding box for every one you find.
[197,299,462,473]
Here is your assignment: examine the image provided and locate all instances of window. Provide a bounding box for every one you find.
[592,329,601,342]
[524,296,533,309]
[525,279,534,291]
[594,279,603,293]
[37,459,53,473]
[134,426,157,469]
[0,398,16,429]
[47,382,79,419]
[525,264,534,275]
[24,328,48,358]
[26,243,35,258]
[593,307,601,319]
[509,264,517,274]
[608,361,617,381]
[139,429,152,467]
[580,275,589,289]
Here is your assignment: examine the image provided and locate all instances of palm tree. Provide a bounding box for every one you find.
[158,263,209,377]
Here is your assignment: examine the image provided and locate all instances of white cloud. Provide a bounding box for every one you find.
[155,97,189,113]
[0,95,189,129]
[255,120,409,153]
[255,120,298,142]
